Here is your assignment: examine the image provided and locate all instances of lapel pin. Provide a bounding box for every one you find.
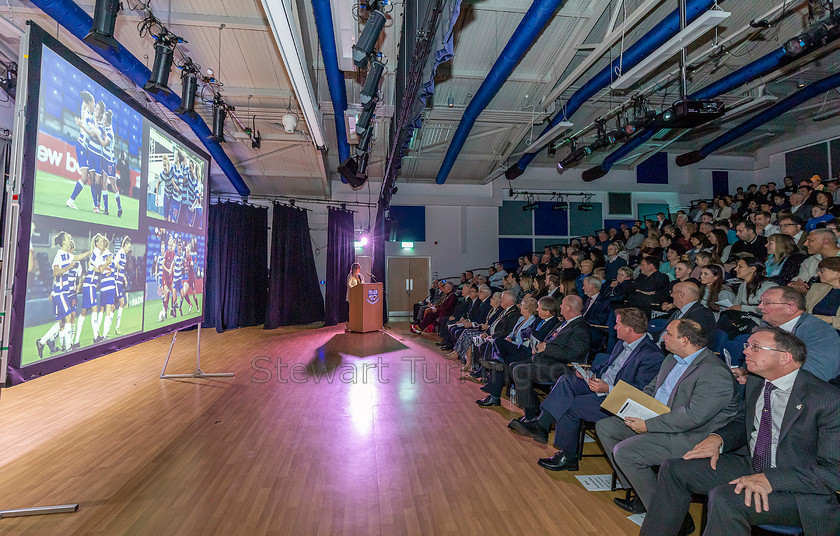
[796,404,802,410]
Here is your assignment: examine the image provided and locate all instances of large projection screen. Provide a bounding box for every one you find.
[2,24,210,385]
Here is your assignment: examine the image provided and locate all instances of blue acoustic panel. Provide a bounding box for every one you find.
[638,202,671,222]
[498,238,533,265]
[499,201,533,236]
[712,171,729,198]
[388,205,426,242]
[534,202,569,236]
[569,203,603,237]
[636,151,669,184]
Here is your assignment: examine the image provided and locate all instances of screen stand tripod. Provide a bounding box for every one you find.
[160,323,235,380]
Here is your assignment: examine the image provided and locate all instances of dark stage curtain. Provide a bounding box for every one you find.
[204,202,269,332]
[371,206,387,317]
[323,206,355,326]
[264,203,325,328]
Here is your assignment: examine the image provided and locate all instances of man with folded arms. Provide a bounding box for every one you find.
[641,327,840,536]
[596,319,741,515]
[508,307,664,471]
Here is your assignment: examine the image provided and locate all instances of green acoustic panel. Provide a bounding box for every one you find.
[637,203,671,222]
[569,202,603,237]
[498,201,533,236]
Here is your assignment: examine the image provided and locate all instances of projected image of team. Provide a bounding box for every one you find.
[33,47,142,229]
[144,227,205,328]
[146,127,205,229]
[22,221,145,367]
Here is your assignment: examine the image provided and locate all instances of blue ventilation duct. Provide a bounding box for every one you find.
[504,0,718,180]
[433,0,567,185]
[311,0,352,169]
[30,0,250,196]
[582,46,789,181]
[677,70,840,166]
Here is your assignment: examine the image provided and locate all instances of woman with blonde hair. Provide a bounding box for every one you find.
[346,262,364,302]
[765,233,807,286]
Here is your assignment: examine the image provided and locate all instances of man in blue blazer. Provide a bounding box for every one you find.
[641,326,840,536]
[508,307,664,471]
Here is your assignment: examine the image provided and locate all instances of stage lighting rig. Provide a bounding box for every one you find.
[85,0,122,51]
[355,97,377,137]
[143,30,184,96]
[360,60,385,105]
[0,61,16,100]
[211,94,229,142]
[174,58,198,117]
[249,116,262,148]
[353,9,386,69]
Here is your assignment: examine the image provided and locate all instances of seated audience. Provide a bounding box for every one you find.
[698,264,735,319]
[604,243,628,282]
[640,327,840,536]
[655,281,716,348]
[764,233,806,286]
[778,215,808,252]
[724,221,768,272]
[581,276,610,326]
[509,296,590,419]
[603,266,633,307]
[790,228,840,293]
[596,319,741,514]
[476,297,560,407]
[509,308,664,469]
[411,282,457,333]
[806,256,840,328]
[453,291,503,368]
[437,283,478,349]
[806,204,833,231]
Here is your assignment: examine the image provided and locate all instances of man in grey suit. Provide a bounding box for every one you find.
[741,286,840,382]
[596,319,741,514]
[641,327,840,536]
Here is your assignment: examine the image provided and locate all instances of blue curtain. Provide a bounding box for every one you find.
[324,206,355,326]
[204,202,269,332]
[264,203,325,328]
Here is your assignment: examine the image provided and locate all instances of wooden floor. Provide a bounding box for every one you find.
[0,322,658,535]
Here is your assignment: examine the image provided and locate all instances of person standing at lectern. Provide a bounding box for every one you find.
[346,262,364,302]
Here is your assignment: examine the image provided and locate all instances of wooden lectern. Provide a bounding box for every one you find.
[348,283,384,333]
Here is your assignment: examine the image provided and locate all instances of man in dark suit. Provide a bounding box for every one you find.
[470,291,522,366]
[627,256,670,315]
[476,296,561,407]
[509,295,591,419]
[656,212,672,232]
[789,188,814,223]
[597,319,741,514]
[437,284,474,341]
[411,282,457,333]
[582,276,611,326]
[508,308,664,470]
[653,281,716,348]
[641,327,840,536]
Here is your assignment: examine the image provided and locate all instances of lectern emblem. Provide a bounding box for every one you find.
[367,289,380,305]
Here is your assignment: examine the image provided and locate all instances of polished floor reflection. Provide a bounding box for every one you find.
[0,323,655,535]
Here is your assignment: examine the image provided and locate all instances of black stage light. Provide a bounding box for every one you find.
[0,61,16,100]
[360,60,385,105]
[174,63,198,117]
[144,35,176,95]
[212,95,227,142]
[84,0,121,51]
[356,100,376,137]
[352,10,386,68]
[338,153,369,190]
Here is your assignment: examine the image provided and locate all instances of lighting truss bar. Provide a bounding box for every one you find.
[611,10,731,90]
[261,0,326,148]
[524,121,574,154]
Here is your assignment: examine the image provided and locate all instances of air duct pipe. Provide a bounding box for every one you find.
[312,0,352,169]
[30,0,250,196]
[504,0,719,181]
[677,70,840,166]
[433,0,567,185]
[582,47,789,181]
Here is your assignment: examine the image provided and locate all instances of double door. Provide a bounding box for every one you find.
[386,257,430,315]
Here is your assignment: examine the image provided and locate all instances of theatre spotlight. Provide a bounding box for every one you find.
[352,10,386,68]
[522,201,538,212]
[360,60,385,105]
[0,61,16,100]
[84,0,121,51]
[338,152,369,190]
[557,146,591,170]
[356,100,376,137]
[174,61,198,117]
[144,33,178,95]
[212,94,227,142]
[551,201,568,211]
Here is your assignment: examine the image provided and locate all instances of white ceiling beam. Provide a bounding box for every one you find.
[447,69,543,84]
[415,126,510,154]
[542,0,666,105]
[10,5,268,31]
[235,143,301,167]
[238,169,323,178]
